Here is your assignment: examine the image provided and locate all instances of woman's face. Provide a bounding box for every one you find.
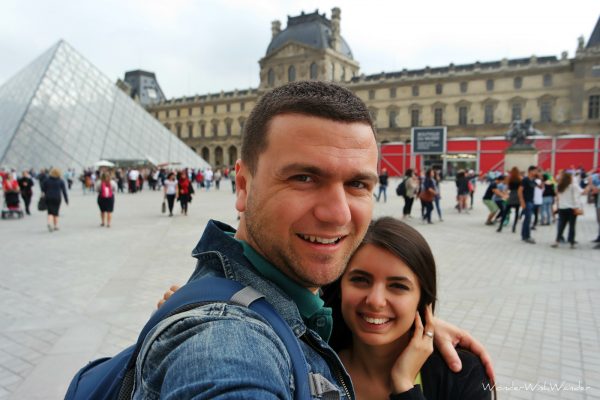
[340,243,421,347]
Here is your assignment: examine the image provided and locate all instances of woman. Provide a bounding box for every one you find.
[492,175,509,232]
[402,169,418,218]
[420,169,437,224]
[506,167,522,233]
[159,218,492,399]
[177,171,193,216]
[41,168,68,232]
[540,173,556,226]
[326,217,491,399]
[96,172,117,227]
[551,171,584,249]
[433,169,443,222]
[163,172,178,217]
[455,170,469,213]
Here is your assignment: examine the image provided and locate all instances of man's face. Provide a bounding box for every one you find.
[235,114,379,291]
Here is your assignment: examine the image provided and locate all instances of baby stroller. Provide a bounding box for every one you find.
[2,191,24,219]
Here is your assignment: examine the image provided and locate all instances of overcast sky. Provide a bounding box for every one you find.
[1,0,598,99]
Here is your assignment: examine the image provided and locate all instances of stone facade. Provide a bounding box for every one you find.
[145,11,600,168]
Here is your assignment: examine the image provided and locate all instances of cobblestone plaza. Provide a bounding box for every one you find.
[0,180,599,399]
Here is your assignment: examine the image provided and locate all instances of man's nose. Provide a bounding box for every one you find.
[313,184,351,226]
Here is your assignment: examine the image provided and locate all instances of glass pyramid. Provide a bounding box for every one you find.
[0,40,209,171]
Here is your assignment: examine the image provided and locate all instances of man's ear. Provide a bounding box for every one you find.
[235,159,250,212]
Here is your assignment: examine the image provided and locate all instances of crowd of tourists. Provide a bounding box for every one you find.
[390,164,600,249]
[0,165,235,230]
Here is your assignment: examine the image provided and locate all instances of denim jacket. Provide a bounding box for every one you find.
[133,220,354,399]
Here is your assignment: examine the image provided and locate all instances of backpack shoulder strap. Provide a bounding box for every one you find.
[135,276,311,400]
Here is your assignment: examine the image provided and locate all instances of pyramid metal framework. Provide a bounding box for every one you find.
[0,40,209,171]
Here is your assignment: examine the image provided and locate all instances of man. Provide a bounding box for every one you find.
[518,165,542,244]
[482,176,499,225]
[590,168,600,248]
[17,170,34,215]
[375,167,388,202]
[134,82,493,399]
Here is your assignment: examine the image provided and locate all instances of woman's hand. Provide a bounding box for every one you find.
[157,284,181,308]
[390,304,434,394]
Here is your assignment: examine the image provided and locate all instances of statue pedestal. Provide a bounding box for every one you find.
[504,146,538,173]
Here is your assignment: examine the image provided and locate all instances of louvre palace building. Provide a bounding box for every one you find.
[137,8,600,173]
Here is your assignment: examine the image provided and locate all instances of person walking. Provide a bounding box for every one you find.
[519,166,541,244]
[421,169,437,224]
[551,171,584,249]
[229,168,236,193]
[531,173,543,230]
[96,172,117,227]
[493,175,510,232]
[433,169,443,221]
[588,169,600,248]
[41,168,68,232]
[17,170,34,215]
[163,172,178,217]
[375,168,388,202]
[455,170,469,213]
[204,168,213,191]
[177,171,193,216]
[401,169,418,218]
[506,167,522,233]
[214,169,222,190]
[540,173,556,226]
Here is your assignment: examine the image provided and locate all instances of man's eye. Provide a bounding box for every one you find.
[292,175,313,183]
[348,181,367,189]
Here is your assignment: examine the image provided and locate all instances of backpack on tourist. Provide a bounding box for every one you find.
[396,178,407,196]
[65,277,311,400]
[100,182,113,199]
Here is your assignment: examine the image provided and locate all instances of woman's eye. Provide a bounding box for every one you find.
[349,276,369,284]
[390,283,409,291]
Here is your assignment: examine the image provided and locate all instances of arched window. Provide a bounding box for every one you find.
[215,146,224,167]
[201,147,210,163]
[288,65,296,82]
[228,146,238,166]
[268,68,275,87]
[310,62,318,80]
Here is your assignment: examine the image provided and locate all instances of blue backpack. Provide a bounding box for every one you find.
[65,276,311,400]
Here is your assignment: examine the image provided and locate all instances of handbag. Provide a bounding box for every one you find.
[573,208,584,216]
[161,200,166,214]
[419,189,435,203]
[37,195,47,211]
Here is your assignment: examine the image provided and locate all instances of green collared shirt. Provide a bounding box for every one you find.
[235,238,333,342]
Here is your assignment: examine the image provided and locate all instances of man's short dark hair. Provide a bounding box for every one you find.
[528,165,537,172]
[242,81,375,174]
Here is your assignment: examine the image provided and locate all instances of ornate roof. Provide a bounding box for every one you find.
[266,10,353,59]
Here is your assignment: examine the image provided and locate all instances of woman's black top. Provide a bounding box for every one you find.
[41,177,68,203]
[543,182,556,197]
[389,349,492,400]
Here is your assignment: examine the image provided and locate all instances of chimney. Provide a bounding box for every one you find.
[271,20,281,38]
[331,7,341,52]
